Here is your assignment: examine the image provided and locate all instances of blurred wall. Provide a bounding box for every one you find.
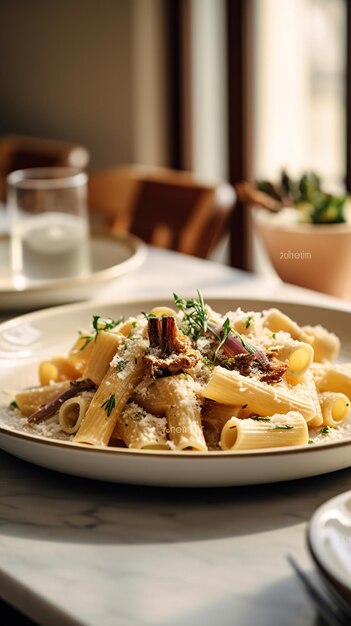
[0,0,167,171]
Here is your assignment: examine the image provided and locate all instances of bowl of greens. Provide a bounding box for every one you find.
[249,171,351,299]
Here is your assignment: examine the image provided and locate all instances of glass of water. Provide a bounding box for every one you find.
[8,168,91,288]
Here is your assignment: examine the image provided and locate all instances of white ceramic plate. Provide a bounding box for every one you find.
[1,297,351,487]
[308,490,351,603]
[0,232,147,310]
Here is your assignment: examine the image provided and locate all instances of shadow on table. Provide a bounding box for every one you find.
[1,451,350,545]
[151,573,319,626]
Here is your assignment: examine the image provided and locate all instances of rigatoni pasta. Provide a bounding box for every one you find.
[8,292,351,452]
[220,412,309,450]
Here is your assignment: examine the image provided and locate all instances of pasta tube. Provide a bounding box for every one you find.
[273,341,314,380]
[202,402,242,450]
[220,411,308,450]
[68,334,95,364]
[39,357,82,385]
[59,395,92,434]
[302,369,323,428]
[113,402,168,449]
[83,331,121,385]
[301,325,340,362]
[150,306,177,317]
[318,392,351,427]
[74,337,147,446]
[150,375,207,451]
[15,381,70,417]
[313,364,351,398]
[263,309,308,340]
[202,367,315,422]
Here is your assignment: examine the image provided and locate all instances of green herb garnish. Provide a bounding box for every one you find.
[92,315,124,337]
[202,356,214,366]
[173,291,258,357]
[245,315,253,329]
[101,394,116,417]
[214,318,231,358]
[133,411,146,421]
[308,439,315,444]
[115,359,128,372]
[9,400,18,410]
[141,312,156,320]
[173,290,208,340]
[272,333,277,339]
[319,426,330,436]
[252,416,271,422]
[274,424,294,430]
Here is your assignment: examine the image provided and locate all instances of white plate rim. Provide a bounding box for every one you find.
[0,425,350,458]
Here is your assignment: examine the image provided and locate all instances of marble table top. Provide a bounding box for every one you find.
[1,246,351,626]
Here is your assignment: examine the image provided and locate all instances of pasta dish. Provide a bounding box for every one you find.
[7,292,351,452]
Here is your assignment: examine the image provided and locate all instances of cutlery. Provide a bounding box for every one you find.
[287,555,350,626]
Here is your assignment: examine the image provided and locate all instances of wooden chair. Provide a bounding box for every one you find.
[88,165,236,259]
[0,134,90,202]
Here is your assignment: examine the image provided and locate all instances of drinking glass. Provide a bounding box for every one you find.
[8,168,91,288]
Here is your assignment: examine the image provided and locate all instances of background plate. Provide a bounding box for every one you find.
[0,232,147,309]
[308,490,351,603]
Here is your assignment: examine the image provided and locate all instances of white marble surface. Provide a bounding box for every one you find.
[1,247,351,626]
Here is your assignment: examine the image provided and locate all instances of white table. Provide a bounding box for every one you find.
[1,247,350,626]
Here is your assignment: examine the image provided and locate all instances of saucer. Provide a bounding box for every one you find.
[0,231,147,310]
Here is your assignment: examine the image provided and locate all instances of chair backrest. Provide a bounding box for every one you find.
[0,134,90,202]
[88,165,235,258]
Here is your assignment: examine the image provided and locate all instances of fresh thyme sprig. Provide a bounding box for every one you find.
[173,290,258,357]
[101,394,116,417]
[173,290,208,340]
[252,417,271,422]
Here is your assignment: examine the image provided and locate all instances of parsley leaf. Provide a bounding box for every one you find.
[92,315,124,338]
